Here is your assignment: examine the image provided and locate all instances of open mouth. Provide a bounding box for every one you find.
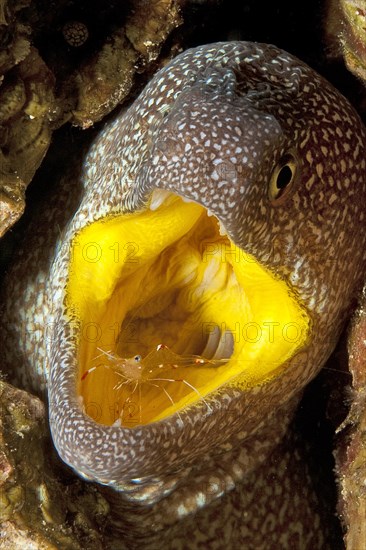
[66,191,309,427]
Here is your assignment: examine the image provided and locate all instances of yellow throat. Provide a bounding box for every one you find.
[66,193,309,427]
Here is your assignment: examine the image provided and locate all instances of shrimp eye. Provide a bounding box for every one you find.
[268,150,299,203]
[134,355,142,362]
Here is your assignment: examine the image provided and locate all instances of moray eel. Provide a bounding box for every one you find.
[2,41,366,546]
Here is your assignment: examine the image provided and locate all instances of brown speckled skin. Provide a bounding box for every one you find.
[1,42,366,547]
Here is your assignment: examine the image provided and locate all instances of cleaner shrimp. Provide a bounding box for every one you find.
[81,344,228,426]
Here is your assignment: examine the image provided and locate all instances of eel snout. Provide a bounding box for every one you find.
[143,80,286,236]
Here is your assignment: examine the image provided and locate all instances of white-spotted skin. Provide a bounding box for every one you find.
[1,42,366,546]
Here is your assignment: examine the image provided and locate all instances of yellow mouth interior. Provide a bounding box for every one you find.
[66,193,309,427]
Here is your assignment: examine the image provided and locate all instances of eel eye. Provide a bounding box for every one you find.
[134,355,142,362]
[268,150,299,203]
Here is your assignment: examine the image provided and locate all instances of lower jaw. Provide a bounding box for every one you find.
[65,191,309,426]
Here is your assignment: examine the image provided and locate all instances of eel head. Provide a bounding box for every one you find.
[45,43,366,494]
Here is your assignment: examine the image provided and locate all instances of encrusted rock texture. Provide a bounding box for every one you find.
[323,4,366,544]
[335,289,366,550]
[0,0,182,237]
[0,380,109,548]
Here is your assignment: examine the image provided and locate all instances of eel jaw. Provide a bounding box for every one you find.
[66,190,309,428]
